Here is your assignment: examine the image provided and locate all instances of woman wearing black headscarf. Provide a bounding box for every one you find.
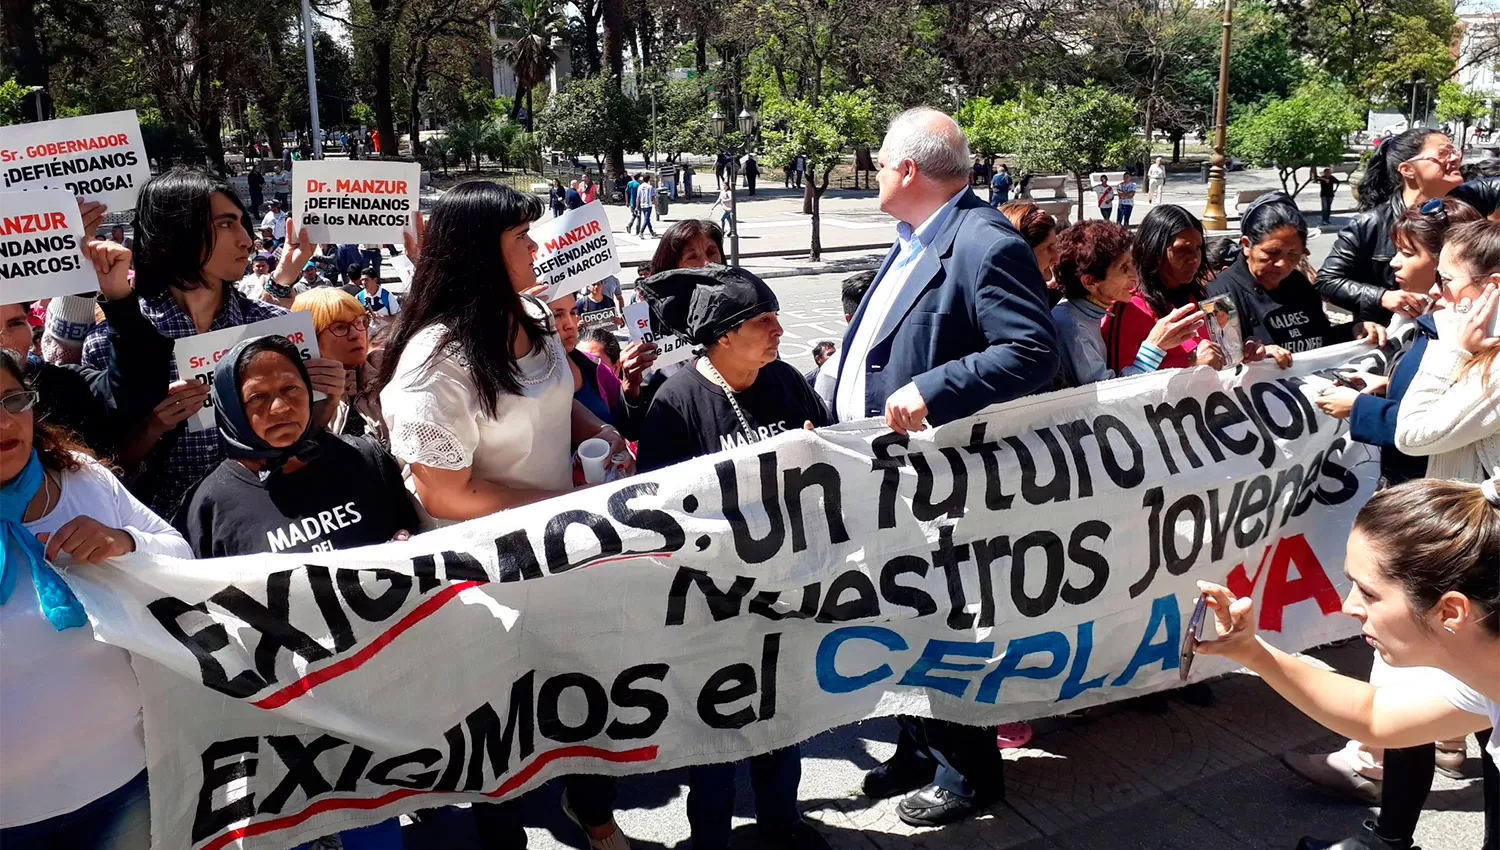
[175,334,416,560]
[634,265,832,850]
[174,334,415,848]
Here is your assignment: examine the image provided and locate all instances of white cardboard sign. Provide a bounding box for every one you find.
[0,110,151,210]
[531,201,621,301]
[173,312,321,432]
[292,160,420,245]
[0,188,96,303]
[624,300,693,371]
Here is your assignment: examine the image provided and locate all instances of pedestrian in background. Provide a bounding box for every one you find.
[1147,156,1167,204]
[637,175,658,238]
[1116,171,1138,226]
[1093,174,1114,221]
[1317,167,1341,225]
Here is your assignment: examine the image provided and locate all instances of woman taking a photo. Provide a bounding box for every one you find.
[1208,193,1385,355]
[0,349,192,849]
[1196,477,1498,850]
[635,265,832,850]
[1103,204,1225,371]
[1318,128,1465,326]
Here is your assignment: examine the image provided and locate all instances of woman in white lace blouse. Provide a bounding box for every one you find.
[376,181,631,524]
[374,181,635,850]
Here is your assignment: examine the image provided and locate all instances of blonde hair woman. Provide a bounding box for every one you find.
[292,288,386,444]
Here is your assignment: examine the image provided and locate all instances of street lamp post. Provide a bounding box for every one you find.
[712,109,741,266]
[1201,0,1234,231]
[300,0,323,158]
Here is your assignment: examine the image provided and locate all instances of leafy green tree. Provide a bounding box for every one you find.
[536,74,643,171]
[0,77,28,125]
[650,77,714,163]
[1275,0,1455,108]
[956,96,1023,167]
[760,91,882,261]
[1228,79,1362,197]
[1435,82,1491,151]
[496,0,567,129]
[1015,84,1140,219]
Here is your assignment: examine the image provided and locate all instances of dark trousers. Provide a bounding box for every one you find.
[1377,732,1497,847]
[563,774,617,829]
[892,717,1004,800]
[746,174,757,195]
[1321,195,1334,222]
[249,191,263,216]
[687,746,802,849]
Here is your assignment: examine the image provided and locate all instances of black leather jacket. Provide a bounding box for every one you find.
[1315,196,1403,326]
[1448,176,1500,216]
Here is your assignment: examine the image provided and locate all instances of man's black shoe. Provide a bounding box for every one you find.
[861,758,931,799]
[896,784,981,827]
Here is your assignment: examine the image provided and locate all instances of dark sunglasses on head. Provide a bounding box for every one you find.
[1420,198,1449,222]
[0,390,39,415]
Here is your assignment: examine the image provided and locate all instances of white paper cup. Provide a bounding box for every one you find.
[578,438,612,484]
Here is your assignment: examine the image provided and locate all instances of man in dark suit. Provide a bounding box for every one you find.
[832,107,1059,827]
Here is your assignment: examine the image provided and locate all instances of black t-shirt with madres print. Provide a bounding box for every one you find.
[637,359,833,472]
[176,431,420,558]
[1208,257,1353,353]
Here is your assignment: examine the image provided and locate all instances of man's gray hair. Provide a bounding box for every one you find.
[880,107,971,182]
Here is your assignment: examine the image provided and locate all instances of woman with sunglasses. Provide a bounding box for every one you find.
[1319,129,1465,326]
[0,348,192,850]
[293,288,387,443]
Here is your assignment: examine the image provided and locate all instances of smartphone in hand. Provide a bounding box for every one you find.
[1179,593,1210,682]
[1332,373,1366,390]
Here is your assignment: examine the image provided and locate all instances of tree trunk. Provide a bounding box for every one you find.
[408,44,430,157]
[1,0,47,88]
[368,0,398,156]
[694,27,707,76]
[810,183,825,261]
[802,179,813,214]
[525,87,534,132]
[602,0,627,176]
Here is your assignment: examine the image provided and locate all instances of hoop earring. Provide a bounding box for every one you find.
[1443,626,1457,635]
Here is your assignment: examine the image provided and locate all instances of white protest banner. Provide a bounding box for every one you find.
[66,343,1379,850]
[624,300,693,371]
[0,110,150,210]
[0,188,95,302]
[292,160,420,245]
[174,312,321,431]
[532,200,621,301]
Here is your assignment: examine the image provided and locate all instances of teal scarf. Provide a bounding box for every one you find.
[0,451,87,630]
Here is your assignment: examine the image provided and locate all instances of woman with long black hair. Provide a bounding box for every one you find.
[80,168,346,518]
[374,181,631,850]
[1103,204,1223,371]
[1318,128,1464,326]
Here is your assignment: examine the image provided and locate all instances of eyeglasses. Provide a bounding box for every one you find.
[1406,147,1461,168]
[327,315,371,337]
[0,390,39,415]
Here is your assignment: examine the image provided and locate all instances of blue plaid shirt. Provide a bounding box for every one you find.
[83,289,287,518]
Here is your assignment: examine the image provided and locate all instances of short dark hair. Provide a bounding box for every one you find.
[360,267,378,279]
[1204,237,1239,274]
[648,219,725,275]
[132,167,253,297]
[841,270,875,317]
[811,340,836,362]
[1054,220,1132,302]
[581,325,621,364]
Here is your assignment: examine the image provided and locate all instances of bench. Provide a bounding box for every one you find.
[1034,199,1074,228]
[1234,188,1275,213]
[1022,175,1069,202]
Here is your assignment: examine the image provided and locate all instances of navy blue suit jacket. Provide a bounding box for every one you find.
[832,189,1059,425]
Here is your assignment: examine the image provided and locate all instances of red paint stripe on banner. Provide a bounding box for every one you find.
[199,745,659,850]
[251,552,672,709]
[251,579,483,709]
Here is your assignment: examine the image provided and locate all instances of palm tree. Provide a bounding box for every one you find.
[496,0,567,131]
